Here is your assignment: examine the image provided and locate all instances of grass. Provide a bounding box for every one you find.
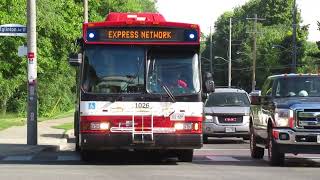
[0,114,26,131]
[52,122,74,134]
[0,110,74,131]
[38,110,74,122]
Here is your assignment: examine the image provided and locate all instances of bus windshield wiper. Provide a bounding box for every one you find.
[157,78,176,103]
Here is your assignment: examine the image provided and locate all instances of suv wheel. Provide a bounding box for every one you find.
[268,130,284,166]
[250,128,264,159]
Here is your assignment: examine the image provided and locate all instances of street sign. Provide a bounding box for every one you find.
[0,24,27,37]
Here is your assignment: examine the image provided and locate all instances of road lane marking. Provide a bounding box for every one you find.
[3,156,32,161]
[57,155,81,161]
[206,155,240,162]
[196,149,249,151]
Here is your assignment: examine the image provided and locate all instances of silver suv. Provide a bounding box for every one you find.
[203,88,250,143]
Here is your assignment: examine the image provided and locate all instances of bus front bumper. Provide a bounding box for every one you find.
[80,133,202,150]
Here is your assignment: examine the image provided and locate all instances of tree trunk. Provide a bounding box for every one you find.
[1,100,7,116]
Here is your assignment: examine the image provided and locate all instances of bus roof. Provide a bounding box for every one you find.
[83,12,200,45]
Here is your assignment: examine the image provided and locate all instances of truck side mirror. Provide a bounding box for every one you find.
[249,90,261,105]
[68,53,82,66]
[205,80,215,93]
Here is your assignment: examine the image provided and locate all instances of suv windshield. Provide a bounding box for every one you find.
[146,50,200,95]
[205,92,250,107]
[275,76,320,97]
[82,45,145,94]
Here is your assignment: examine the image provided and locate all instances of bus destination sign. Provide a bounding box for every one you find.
[86,27,198,43]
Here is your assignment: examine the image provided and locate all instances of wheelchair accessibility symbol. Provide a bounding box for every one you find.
[88,102,96,110]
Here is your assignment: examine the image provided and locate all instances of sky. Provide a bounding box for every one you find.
[156,0,320,42]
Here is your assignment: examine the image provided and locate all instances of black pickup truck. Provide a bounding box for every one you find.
[249,74,320,166]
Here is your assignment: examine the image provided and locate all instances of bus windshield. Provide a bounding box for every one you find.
[82,45,145,93]
[146,50,200,95]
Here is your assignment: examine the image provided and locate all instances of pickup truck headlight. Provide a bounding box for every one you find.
[204,115,214,123]
[274,109,294,128]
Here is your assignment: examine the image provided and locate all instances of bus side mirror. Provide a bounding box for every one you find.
[68,53,82,66]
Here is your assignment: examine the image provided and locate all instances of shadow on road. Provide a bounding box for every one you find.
[205,138,247,144]
[41,134,64,139]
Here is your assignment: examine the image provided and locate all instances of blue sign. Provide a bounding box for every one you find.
[0,24,27,37]
[88,102,96,110]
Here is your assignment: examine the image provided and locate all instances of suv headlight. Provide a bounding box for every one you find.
[204,115,214,123]
[274,108,294,128]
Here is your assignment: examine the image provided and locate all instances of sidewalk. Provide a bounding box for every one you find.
[0,117,73,157]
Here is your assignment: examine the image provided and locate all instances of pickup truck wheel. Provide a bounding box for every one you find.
[268,131,284,166]
[250,129,264,159]
[177,149,194,162]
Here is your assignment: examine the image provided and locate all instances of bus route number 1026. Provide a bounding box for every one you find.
[135,103,150,109]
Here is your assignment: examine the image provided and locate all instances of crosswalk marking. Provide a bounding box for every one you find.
[3,155,32,161]
[206,155,240,162]
[57,155,80,161]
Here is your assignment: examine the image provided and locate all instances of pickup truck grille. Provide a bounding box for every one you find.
[297,110,320,129]
[217,115,243,124]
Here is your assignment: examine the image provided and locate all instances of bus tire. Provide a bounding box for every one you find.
[81,150,94,162]
[74,112,80,152]
[177,149,194,162]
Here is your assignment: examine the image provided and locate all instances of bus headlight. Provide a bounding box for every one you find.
[174,122,193,130]
[90,122,110,130]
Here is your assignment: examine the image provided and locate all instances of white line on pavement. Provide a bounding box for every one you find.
[3,156,33,161]
[57,155,81,161]
[206,155,241,162]
[196,149,248,151]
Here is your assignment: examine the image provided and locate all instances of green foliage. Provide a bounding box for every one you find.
[201,0,309,91]
[0,0,156,117]
[52,122,74,134]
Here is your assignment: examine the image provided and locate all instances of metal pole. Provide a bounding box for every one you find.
[228,18,232,88]
[27,0,37,145]
[252,14,257,92]
[292,0,297,73]
[84,0,88,23]
[209,26,213,73]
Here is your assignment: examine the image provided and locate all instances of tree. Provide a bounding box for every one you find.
[201,0,308,91]
[0,0,157,116]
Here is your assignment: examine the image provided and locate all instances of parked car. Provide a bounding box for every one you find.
[203,88,251,143]
[250,74,320,166]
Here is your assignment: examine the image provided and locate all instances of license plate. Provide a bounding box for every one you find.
[317,135,320,143]
[225,127,235,133]
[170,113,185,121]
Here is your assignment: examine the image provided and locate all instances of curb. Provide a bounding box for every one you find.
[0,144,59,157]
[64,130,75,143]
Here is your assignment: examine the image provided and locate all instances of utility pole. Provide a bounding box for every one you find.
[292,0,297,73]
[246,14,264,92]
[84,0,88,23]
[209,26,213,74]
[228,18,232,88]
[27,0,37,145]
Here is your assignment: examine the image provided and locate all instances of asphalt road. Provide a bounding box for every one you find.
[0,137,320,180]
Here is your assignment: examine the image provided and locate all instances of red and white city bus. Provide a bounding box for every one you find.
[69,12,214,161]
